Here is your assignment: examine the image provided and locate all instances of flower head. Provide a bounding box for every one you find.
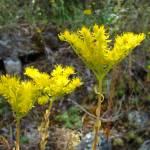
[24,65,82,105]
[0,75,37,118]
[83,9,92,15]
[59,24,145,79]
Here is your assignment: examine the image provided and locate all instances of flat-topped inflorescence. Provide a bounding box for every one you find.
[59,24,145,80]
[24,65,82,105]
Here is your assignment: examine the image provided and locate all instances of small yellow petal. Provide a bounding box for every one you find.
[83,9,92,15]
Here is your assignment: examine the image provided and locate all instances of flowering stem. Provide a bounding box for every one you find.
[92,77,103,150]
[39,99,54,150]
[16,118,20,150]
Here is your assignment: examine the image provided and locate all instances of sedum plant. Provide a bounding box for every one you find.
[24,65,82,150]
[59,24,145,150]
[0,75,37,150]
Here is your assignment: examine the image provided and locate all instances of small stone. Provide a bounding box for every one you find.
[128,111,149,128]
[43,32,59,49]
[3,57,22,75]
[0,42,11,59]
[138,140,150,150]
[76,132,112,150]
[26,128,40,144]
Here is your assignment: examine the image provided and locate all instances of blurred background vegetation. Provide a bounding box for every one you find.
[1,0,150,50]
[0,0,150,31]
[1,0,150,149]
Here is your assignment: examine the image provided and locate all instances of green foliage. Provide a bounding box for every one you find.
[0,0,120,29]
[49,0,82,28]
[56,106,82,129]
[0,0,49,26]
[0,0,19,25]
[1,0,150,37]
[22,3,48,25]
[117,89,125,98]
[129,97,141,106]
[50,0,121,30]
[20,135,29,144]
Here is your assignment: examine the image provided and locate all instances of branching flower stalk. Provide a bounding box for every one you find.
[38,98,54,150]
[16,118,20,150]
[24,65,82,150]
[59,24,145,150]
[0,75,37,150]
[92,77,104,150]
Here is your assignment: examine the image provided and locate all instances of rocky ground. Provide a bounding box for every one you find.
[0,24,150,150]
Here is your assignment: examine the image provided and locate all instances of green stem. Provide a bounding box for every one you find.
[92,77,103,150]
[48,99,53,112]
[16,118,20,150]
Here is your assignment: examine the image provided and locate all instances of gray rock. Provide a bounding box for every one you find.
[44,45,55,63]
[0,42,11,58]
[128,111,149,128]
[76,132,112,150]
[0,29,41,60]
[43,32,59,49]
[138,140,150,150]
[3,57,22,75]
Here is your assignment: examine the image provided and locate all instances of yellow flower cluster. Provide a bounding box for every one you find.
[24,65,82,105]
[0,75,37,118]
[83,9,92,15]
[59,24,145,79]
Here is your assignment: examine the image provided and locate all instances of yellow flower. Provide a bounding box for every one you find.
[83,9,92,15]
[24,67,51,89]
[59,24,145,80]
[36,27,42,33]
[51,65,75,77]
[64,77,81,94]
[0,75,37,118]
[38,95,49,105]
[24,65,82,105]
